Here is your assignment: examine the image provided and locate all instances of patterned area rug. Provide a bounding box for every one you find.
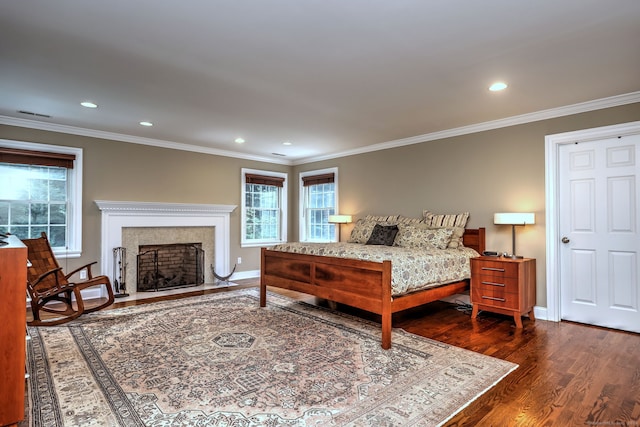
[25,288,517,426]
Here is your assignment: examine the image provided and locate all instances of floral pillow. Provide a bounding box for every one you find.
[348,219,375,243]
[394,223,455,250]
[349,218,398,243]
[422,211,469,248]
[445,226,466,249]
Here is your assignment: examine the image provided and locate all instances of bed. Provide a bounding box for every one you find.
[260,218,485,349]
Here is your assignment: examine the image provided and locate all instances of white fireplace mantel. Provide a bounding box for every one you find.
[95,200,237,286]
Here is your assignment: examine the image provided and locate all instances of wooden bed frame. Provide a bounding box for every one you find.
[260,227,485,349]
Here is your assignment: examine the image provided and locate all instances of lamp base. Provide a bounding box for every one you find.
[503,253,524,259]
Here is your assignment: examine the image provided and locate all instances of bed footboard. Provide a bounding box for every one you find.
[260,227,485,349]
[260,247,395,348]
[260,248,391,312]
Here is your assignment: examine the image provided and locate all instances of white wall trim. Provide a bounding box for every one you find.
[533,305,548,321]
[544,121,640,322]
[232,269,260,280]
[0,115,290,165]
[2,91,639,166]
[294,91,640,164]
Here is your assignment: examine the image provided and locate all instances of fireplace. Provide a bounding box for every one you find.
[123,226,214,295]
[137,243,204,291]
[95,200,237,300]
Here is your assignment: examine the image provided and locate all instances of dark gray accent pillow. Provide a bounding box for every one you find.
[366,224,399,246]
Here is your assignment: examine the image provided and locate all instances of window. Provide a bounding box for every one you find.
[0,140,83,257]
[241,168,287,246]
[300,168,338,242]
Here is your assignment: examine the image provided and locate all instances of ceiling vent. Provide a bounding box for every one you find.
[18,110,51,118]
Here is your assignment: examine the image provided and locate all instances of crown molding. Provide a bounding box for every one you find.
[0,116,293,165]
[292,91,640,165]
[2,91,638,166]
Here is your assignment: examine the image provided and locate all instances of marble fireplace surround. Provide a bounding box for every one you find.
[95,201,237,299]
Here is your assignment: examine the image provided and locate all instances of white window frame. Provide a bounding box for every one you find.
[0,139,83,258]
[299,167,339,242]
[241,168,288,247]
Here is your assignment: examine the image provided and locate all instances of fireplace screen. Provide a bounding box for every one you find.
[137,243,204,292]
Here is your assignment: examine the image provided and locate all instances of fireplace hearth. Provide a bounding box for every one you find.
[137,243,204,292]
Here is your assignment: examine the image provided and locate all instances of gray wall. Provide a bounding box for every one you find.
[2,102,639,308]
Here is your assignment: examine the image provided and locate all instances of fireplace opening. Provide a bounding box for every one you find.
[137,243,204,292]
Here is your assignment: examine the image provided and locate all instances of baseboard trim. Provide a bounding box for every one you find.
[231,269,260,280]
[533,305,550,321]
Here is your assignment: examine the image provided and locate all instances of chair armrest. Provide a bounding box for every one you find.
[33,267,64,285]
[65,261,98,280]
[29,267,64,296]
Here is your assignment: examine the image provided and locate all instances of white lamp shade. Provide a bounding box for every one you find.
[494,212,535,225]
[328,214,353,224]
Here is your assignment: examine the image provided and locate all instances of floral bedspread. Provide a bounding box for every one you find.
[268,242,479,296]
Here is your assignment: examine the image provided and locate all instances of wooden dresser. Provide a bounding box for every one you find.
[470,256,536,328]
[0,235,27,427]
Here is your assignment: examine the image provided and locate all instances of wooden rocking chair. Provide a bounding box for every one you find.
[23,232,115,326]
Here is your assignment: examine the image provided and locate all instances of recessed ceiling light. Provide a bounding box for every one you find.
[489,82,508,92]
[282,141,292,146]
[139,121,153,127]
[235,138,245,144]
[81,101,98,108]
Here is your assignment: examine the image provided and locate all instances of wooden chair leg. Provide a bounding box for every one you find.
[81,281,114,314]
[27,287,86,327]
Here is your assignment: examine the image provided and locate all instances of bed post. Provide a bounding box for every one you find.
[477,227,486,255]
[260,248,267,307]
[381,260,392,349]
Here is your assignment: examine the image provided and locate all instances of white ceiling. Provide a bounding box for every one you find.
[1,0,639,164]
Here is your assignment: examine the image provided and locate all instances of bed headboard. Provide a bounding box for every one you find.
[463,228,486,255]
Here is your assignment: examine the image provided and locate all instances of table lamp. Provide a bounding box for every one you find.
[493,212,535,258]
[328,214,352,241]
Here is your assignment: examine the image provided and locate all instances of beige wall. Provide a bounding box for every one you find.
[2,102,639,308]
[293,103,640,307]
[0,126,289,275]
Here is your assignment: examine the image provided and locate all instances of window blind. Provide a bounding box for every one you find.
[245,173,285,187]
[0,147,76,169]
[302,173,334,187]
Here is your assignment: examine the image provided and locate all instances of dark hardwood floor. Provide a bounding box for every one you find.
[35,278,640,426]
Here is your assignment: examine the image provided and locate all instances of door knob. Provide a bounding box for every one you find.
[561,237,570,244]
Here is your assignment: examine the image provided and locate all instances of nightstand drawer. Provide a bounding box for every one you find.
[471,286,518,310]
[472,260,518,279]
[473,275,519,293]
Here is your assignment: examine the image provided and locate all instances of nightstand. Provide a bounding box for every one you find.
[470,256,536,328]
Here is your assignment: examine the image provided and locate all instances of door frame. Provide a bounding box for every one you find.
[545,120,640,322]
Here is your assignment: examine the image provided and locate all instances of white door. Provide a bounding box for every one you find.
[559,133,640,333]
